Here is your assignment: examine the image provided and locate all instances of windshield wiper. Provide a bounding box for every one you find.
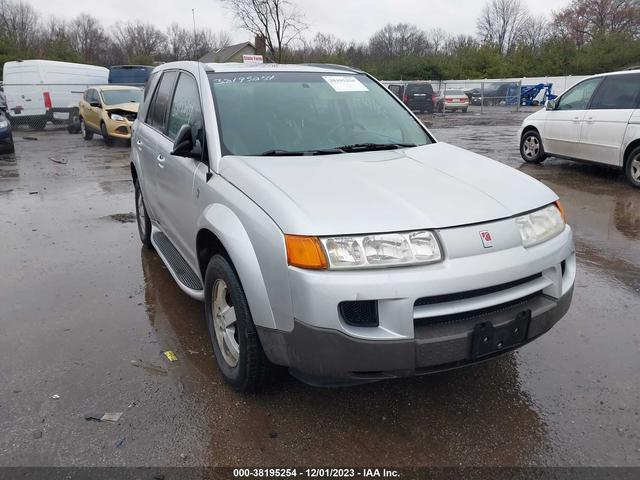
[259,148,344,156]
[335,142,417,152]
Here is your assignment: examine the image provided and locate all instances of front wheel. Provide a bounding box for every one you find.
[624,146,640,189]
[100,122,113,146]
[520,130,546,164]
[80,118,93,140]
[205,255,274,392]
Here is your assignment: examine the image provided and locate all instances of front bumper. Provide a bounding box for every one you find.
[259,286,573,385]
[258,221,576,385]
[105,118,134,139]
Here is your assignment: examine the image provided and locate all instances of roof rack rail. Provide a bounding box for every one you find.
[302,63,362,73]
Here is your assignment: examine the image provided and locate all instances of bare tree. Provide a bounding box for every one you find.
[369,23,429,58]
[476,0,530,54]
[69,14,108,63]
[426,27,449,55]
[112,21,167,64]
[554,0,640,46]
[0,0,39,50]
[220,0,306,62]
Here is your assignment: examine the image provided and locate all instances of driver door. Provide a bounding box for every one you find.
[542,77,602,159]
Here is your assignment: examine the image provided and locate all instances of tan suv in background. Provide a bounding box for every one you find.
[79,85,142,145]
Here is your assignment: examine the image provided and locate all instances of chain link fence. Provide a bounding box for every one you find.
[383,79,559,116]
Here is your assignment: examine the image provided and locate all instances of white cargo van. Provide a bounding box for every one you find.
[2,60,109,129]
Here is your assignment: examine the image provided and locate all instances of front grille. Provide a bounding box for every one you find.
[414,273,542,307]
[339,300,379,327]
[414,292,542,327]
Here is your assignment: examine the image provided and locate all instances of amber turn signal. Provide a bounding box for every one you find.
[555,200,566,222]
[284,235,328,270]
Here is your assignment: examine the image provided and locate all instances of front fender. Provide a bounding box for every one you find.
[198,203,277,330]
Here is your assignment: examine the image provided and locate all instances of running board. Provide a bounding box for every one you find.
[151,229,204,301]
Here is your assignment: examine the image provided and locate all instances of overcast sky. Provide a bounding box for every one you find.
[30,0,570,44]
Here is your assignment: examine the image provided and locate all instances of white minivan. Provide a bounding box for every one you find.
[2,60,109,130]
[519,69,640,188]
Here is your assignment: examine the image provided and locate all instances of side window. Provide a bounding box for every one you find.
[589,74,640,110]
[166,73,203,141]
[557,78,602,111]
[147,71,178,132]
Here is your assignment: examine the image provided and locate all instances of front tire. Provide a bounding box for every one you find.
[205,255,273,392]
[520,130,546,164]
[100,122,113,146]
[80,118,93,140]
[624,146,640,189]
[134,180,152,249]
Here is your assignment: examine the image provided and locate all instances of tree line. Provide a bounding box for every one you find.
[0,0,231,79]
[2,0,640,82]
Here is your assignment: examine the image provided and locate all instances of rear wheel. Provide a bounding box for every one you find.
[520,130,546,164]
[205,255,274,392]
[134,180,152,249]
[80,118,93,140]
[624,146,640,189]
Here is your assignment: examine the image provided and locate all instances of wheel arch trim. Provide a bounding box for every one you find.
[197,203,277,330]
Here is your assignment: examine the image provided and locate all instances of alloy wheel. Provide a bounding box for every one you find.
[212,279,240,367]
[522,135,540,159]
[631,156,640,182]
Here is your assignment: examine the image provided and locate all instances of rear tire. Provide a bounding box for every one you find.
[520,130,546,164]
[134,180,152,249]
[80,118,93,140]
[205,254,274,392]
[624,146,640,189]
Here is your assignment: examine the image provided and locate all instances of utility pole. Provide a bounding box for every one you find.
[192,8,197,60]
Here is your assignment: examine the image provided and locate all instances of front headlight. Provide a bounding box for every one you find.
[110,113,125,121]
[321,230,442,269]
[0,120,8,129]
[515,202,566,248]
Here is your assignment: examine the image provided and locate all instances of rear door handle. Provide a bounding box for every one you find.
[157,154,165,168]
[585,116,595,124]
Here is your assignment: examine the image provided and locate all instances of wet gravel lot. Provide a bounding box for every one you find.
[0,109,638,468]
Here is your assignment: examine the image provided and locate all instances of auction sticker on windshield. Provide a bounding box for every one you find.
[322,75,369,92]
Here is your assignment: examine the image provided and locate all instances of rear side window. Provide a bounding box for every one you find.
[146,71,178,132]
[166,73,203,141]
[589,73,640,110]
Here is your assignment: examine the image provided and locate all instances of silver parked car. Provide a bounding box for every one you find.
[131,62,576,391]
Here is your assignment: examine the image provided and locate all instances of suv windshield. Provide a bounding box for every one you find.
[101,89,143,105]
[208,72,432,156]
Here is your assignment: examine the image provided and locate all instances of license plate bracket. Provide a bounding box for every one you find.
[471,310,531,359]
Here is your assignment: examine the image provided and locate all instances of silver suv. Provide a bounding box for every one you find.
[131,61,576,391]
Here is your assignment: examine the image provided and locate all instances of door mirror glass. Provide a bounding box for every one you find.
[171,124,201,158]
[545,99,556,110]
[90,101,101,108]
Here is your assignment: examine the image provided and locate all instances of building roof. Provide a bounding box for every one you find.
[199,42,255,63]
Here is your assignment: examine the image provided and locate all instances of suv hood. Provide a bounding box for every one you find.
[220,142,557,236]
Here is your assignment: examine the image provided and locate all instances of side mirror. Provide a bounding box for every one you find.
[546,99,556,110]
[171,124,201,158]
[90,101,101,108]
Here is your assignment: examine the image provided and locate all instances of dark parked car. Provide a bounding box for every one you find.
[403,82,435,113]
[468,83,519,106]
[0,110,15,154]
